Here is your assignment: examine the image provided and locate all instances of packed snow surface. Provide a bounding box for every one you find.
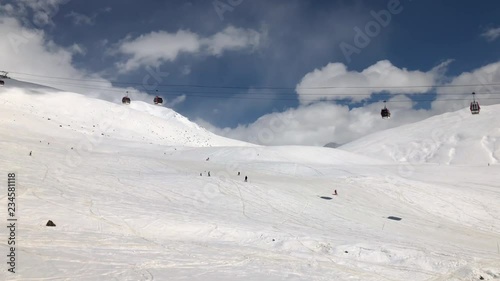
[1,81,499,280]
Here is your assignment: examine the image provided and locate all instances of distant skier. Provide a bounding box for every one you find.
[206,157,210,161]
[208,171,211,177]
[200,173,202,176]
[244,176,248,182]
[29,151,32,156]
[333,190,337,196]
[238,172,240,176]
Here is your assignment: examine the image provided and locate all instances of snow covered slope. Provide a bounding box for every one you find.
[0,80,499,280]
[0,79,249,147]
[340,105,500,165]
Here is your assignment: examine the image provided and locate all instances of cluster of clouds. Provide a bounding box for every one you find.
[116,26,263,72]
[209,59,500,146]
[1,0,69,26]
[1,1,499,147]
[295,60,450,104]
[481,27,500,42]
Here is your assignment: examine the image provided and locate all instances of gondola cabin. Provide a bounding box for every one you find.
[122,96,131,104]
[470,92,480,115]
[381,101,390,119]
[381,108,391,119]
[470,101,480,114]
[154,96,163,105]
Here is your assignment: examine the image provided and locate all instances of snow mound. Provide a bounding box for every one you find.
[340,105,500,165]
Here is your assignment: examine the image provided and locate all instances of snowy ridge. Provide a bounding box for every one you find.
[340,105,500,165]
[0,80,250,147]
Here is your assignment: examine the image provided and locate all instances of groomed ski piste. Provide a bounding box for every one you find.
[1,80,499,280]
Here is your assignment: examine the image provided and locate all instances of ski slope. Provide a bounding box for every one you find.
[1,81,499,280]
[0,79,249,148]
[340,106,500,166]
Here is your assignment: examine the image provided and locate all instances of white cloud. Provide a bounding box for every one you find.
[116,30,201,72]
[181,65,191,75]
[0,15,154,104]
[0,4,16,15]
[166,95,187,107]
[1,17,79,78]
[65,11,94,25]
[203,26,261,56]
[207,95,432,146]
[64,7,112,26]
[69,43,86,55]
[115,26,263,72]
[481,27,500,42]
[296,60,448,104]
[3,0,69,26]
[433,61,500,112]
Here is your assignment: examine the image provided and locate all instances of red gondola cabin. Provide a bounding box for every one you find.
[154,96,163,105]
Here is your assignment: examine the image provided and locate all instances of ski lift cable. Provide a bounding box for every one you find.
[6,70,500,90]
[11,76,500,98]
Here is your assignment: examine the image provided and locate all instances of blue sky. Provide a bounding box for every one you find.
[1,0,499,145]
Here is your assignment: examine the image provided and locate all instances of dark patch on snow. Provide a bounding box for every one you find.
[320,196,332,200]
[387,216,402,221]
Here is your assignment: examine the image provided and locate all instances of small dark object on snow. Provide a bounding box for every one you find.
[71,147,73,150]
[200,173,202,176]
[333,189,337,195]
[46,220,56,227]
[272,239,275,242]
[29,151,32,156]
[59,125,62,127]
[320,196,332,200]
[208,171,211,177]
[238,172,240,176]
[479,276,484,280]
[244,176,248,182]
[206,157,210,161]
[387,216,402,221]
[344,251,348,253]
